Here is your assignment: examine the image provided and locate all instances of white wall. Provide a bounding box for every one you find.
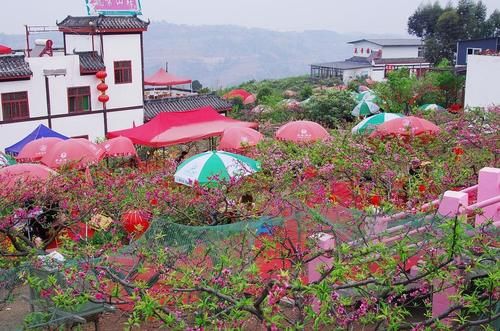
[342,67,373,83]
[0,33,145,152]
[65,34,101,55]
[465,55,500,108]
[102,34,143,110]
[381,46,420,59]
[350,41,380,58]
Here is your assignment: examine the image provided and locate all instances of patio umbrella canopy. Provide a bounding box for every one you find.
[144,68,192,86]
[5,124,69,156]
[0,163,57,190]
[0,152,16,168]
[41,139,105,169]
[418,104,446,112]
[354,90,378,103]
[276,121,329,143]
[100,136,138,158]
[223,89,256,105]
[218,127,263,150]
[351,113,404,134]
[17,137,64,162]
[370,116,440,138]
[174,151,261,186]
[352,100,381,117]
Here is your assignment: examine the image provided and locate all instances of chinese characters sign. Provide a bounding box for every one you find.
[86,0,142,16]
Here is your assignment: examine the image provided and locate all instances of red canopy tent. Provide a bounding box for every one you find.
[0,45,12,55]
[107,106,258,147]
[144,68,192,86]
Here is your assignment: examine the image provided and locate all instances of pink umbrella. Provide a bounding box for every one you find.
[223,89,256,105]
[41,138,105,169]
[100,136,138,158]
[275,121,329,143]
[218,127,263,150]
[0,163,57,190]
[17,137,64,163]
[370,116,440,138]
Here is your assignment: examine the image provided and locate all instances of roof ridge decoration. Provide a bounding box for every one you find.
[57,15,149,33]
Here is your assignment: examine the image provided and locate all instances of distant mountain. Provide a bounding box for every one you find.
[0,23,395,88]
[144,22,358,88]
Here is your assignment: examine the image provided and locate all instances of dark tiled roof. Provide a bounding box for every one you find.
[77,51,105,73]
[58,15,149,32]
[144,94,232,120]
[348,39,423,46]
[373,57,429,65]
[311,61,372,70]
[0,56,32,80]
[344,56,371,63]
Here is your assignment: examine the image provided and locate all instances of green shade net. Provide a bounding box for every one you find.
[123,215,285,255]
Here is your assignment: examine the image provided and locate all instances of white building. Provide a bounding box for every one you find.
[464,54,500,108]
[0,15,148,151]
[310,39,431,84]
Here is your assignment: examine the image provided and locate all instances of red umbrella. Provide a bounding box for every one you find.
[17,137,64,162]
[218,127,263,150]
[41,138,105,169]
[0,163,57,190]
[100,136,138,158]
[223,89,256,105]
[0,45,12,55]
[275,121,329,143]
[370,116,440,138]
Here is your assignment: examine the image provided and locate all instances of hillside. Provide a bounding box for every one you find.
[0,22,394,88]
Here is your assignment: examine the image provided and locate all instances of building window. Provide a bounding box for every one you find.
[114,60,132,84]
[68,86,91,113]
[418,46,425,57]
[467,47,482,55]
[354,47,358,54]
[366,48,370,54]
[1,91,29,121]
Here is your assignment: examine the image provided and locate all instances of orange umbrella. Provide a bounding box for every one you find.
[0,163,57,190]
[100,136,138,158]
[275,121,329,143]
[17,137,64,162]
[41,138,105,169]
[218,127,263,150]
[370,116,440,138]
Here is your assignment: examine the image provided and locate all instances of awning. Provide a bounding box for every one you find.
[107,106,258,147]
[144,68,192,86]
[5,124,69,156]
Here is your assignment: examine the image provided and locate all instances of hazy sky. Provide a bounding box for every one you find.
[1,0,499,35]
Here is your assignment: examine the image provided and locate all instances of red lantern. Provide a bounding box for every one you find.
[98,94,110,103]
[121,210,151,236]
[96,71,107,79]
[97,83,108,92]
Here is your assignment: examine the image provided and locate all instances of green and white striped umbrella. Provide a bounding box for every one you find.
[418,104,446,112]
[355,90,378,103]
[352,100,381,117]
[174,151,261,187]
[351,113,404,134]
[0,152,16,168]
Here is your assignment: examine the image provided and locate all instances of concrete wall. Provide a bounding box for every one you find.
[464,55,500,108]
[382,46,420,59]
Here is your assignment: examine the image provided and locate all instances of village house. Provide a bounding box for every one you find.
[0,15,148,151]
[310,38,431,83]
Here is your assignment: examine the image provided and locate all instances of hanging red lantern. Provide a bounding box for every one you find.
[97,83,108,92]
[121,210,151,236]
[96,71,107,79]
[98,94,110,103]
